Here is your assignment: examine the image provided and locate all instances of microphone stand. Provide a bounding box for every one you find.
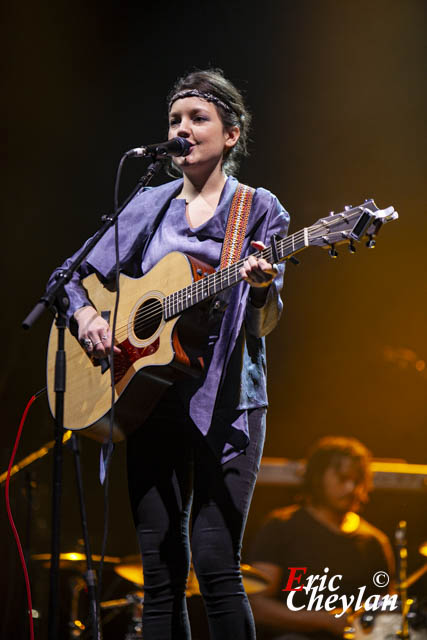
[70,433,98,640]
[22,157,164,640]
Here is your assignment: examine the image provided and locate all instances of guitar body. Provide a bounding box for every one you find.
[46,199,398,442]
[46,251,214,442]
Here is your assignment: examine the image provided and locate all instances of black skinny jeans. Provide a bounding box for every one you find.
[126,388,266,639]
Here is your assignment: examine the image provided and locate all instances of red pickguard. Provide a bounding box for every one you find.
[113,337,160,384]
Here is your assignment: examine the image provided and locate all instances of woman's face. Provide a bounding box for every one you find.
[168,96,239,175]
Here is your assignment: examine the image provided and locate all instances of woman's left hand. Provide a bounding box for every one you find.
[239,241,279,288]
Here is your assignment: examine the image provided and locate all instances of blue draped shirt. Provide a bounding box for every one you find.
[47,176,290,462]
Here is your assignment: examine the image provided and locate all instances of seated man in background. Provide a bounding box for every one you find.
[250,436,394,639]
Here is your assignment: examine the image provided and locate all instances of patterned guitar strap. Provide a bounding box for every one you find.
[220,183,255,269]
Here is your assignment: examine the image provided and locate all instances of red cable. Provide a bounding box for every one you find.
[5,393,38,640]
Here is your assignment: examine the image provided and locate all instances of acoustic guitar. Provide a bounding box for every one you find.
[46,200,398,441]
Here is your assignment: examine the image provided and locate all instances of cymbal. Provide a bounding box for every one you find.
[32,552,122,569]
[114,561,144,587]
[240,563,271,594]
[114,561,269,595]
[185,563,270,597]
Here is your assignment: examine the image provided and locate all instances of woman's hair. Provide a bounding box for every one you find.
[302,436,372,505]
[166,68,251,176]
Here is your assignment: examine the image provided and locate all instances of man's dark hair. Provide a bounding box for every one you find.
[302,436,372,505]
[166,68,251,176]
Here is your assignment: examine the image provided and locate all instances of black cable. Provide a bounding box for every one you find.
[97,151,128,617]
[96,152,163,634]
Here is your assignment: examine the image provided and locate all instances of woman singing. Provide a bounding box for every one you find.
[47,69,290,639]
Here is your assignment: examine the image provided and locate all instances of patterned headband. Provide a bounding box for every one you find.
[168,89,234,115]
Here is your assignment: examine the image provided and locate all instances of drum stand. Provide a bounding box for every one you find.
[396,521,410,640]
[99,592,144,639]
[69,575,87,638]
[124,594,143,640]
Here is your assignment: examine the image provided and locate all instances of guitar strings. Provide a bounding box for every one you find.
[104,212,358,342]
[108,244,272,339]
[91,208,366,344]
[125,209,359,334]
[100,254,250,343]
[108,208,362,341]
[109,228,307,340]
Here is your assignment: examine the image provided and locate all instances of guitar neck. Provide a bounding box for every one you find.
[163,228,309,320]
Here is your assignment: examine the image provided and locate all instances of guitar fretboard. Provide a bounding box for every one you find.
[161,199,386,320]
[163,228,309,320]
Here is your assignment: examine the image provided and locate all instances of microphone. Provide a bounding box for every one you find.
[127,137,192,158]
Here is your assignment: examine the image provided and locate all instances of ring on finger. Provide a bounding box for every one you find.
[101,335,108,341]
[83,338,92,348]
[93,340,103,347]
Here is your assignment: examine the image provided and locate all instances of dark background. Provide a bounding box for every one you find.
[2,1,427,637]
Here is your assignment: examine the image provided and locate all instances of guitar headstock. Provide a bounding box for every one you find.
[308,199,398,253]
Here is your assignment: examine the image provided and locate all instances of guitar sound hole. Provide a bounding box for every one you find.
[133,298,163,340]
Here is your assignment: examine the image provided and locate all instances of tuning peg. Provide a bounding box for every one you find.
[348,240,356,254]
[328,244,338,258]
[344,205,352,211]
[366,234,376,249]
[329,211,334,216]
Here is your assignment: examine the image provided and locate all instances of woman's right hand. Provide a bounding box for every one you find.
[74,305,121,358]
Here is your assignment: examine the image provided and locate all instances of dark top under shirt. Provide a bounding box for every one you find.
[250,506,394,639]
